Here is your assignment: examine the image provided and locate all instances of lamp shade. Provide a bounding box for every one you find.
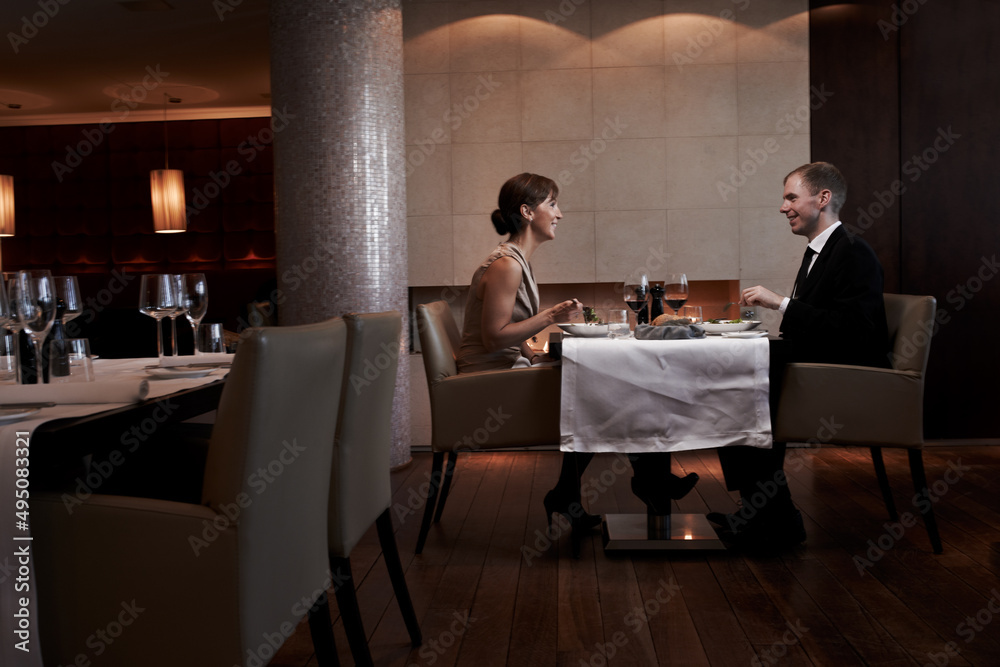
[0,174,14,237]
[150,169,187,233]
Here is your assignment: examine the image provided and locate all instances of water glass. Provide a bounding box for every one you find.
[0,334,17,384]
[199,323,226,353]
[48,339,94,383]
[606,309,630,339]
[681,305,703,324]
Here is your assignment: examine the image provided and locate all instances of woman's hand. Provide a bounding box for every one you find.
[547,298,583,324]
[529,352,557,365]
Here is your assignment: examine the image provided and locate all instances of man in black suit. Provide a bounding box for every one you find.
[712,161,890,548]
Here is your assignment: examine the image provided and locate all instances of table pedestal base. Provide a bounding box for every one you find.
[602,513,726,551]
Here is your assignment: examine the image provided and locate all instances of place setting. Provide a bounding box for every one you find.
[138,273,234,380]
[0,270,152,407]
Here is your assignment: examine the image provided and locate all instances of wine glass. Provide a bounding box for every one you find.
[52,275,83,341]
[11,270,56,383]
[664,273,689,316]
[623,271,649,326]
[0,274,10,329]
[0,276,16,384]
[54,275,83,324]
[179,273,209,354]
[167,274,188,356]
[3,274,24,383]
[139,274,180,363]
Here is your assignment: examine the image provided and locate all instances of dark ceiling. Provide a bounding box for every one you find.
[0,0,270,125]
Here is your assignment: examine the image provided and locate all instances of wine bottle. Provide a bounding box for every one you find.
[18,329,37,384]
[43,298,69,383]
[649,285,665,322]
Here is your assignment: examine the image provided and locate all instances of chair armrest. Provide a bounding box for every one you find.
[775,363,924,447]
[31,494,242,664]
[428,366,561,450]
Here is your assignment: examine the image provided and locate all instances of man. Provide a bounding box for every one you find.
[712,161,890,548]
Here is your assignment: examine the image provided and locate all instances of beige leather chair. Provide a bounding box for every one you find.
[33,318,348,666]
[314,312,422,665]
[414,300,560,553]
[775,294,942,553]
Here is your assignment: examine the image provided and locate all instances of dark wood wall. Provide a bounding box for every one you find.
[810,0,1000,439]
[0,118,278,348]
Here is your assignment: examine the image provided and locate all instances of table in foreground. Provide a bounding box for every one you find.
[0,357,227,666]
[560,336,772,551]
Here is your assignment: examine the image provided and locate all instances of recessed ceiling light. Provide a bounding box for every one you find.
[117,1,175,11]
[103,83,219,105]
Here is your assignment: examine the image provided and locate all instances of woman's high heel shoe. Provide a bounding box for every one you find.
[630,473,700,514]
[543,489,602,531]
[543,488,601,558]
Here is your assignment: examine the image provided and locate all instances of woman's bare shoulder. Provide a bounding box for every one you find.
[483,255,522,280]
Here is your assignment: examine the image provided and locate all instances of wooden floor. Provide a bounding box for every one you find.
[272,446,1000,666]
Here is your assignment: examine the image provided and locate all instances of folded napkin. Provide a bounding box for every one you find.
[634,323,706,340]
[157,353,235,368]
[0,380,150,405]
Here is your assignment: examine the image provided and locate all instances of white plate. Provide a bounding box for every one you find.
[721,330,769,339]
[701,320,762,333]
[0,407,41,423]
[557,323,610,337]
[145,367,216,379]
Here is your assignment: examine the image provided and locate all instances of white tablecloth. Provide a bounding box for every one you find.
[0,357,227,666]
[560,337,772,453]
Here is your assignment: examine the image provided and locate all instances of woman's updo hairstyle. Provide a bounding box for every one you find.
[490,172,559,236]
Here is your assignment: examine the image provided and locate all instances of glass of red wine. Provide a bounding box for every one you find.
[623,272,650,326]
[664,273,689,315]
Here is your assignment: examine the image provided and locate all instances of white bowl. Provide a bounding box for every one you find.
[700,320,762,333]
[557,323,610,337]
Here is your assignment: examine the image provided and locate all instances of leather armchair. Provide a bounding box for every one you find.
[414,300,560,553]
[32,318,349,665]
[775,294,942,553]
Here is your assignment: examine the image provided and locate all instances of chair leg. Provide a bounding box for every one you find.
[376,509,423,647]
[306,591,340,667]
[908,449,944,554]
[415,451,444,554]
[432,451,457,523]
[330,555,374,667]
[870,447,898,520]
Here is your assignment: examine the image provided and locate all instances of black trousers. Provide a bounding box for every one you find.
[716,338,793,514]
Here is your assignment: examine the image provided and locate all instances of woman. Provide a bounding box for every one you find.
[457,173,696,545]
[456,173,578,373]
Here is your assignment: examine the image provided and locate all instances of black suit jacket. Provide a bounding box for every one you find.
[779,225,891,369]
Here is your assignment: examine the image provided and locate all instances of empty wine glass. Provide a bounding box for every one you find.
[0,276,15,384]
[0,274,10,329]
[138,274,180,363]
[623,271,649,326]
[664,273,689,316]
[3,274,24,383]
[53,275,83,324]
[167,274,188,356]
[11,270,56,383]
[179,273,209,354]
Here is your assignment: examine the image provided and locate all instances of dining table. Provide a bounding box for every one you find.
[559,331,773,550]
[0,355,230,667]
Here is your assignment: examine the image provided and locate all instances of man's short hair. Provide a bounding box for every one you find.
[785,162,847,214]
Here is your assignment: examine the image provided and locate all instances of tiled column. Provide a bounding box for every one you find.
[270,0,410,466]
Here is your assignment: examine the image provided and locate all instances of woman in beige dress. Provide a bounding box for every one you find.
[457,173,697,551]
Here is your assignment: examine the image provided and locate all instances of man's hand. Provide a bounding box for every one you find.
[740,285,784,310]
